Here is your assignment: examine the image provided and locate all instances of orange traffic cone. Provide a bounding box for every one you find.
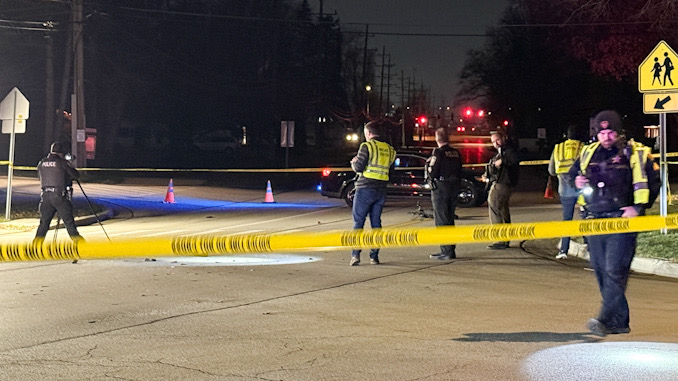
[164,178,175,203]
[264,180,275,203]
[544,187,554,199]
[544,175,555,199]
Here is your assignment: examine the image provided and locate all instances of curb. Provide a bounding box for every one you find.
[0,208,115,233]
[566,241,678,280]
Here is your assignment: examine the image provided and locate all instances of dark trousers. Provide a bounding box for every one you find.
[351,187,387,259]
[559,196,578,254]
[431,182,459,255]
[586,231,637,330]
[35,191,81,239]
[488,183,514,245]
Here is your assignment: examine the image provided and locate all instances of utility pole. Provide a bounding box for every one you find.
[379,45,385,115]
[386,54,392,114]
[361,23,370,121]
[362,24,369,89]
[400,70,405,111]
[72,0,86,167]
[400,70,406,147]
[43,34,55,153]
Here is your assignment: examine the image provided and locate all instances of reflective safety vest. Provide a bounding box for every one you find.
[553,139,583,174]
[577,141,652,206]
[361,139,396,181]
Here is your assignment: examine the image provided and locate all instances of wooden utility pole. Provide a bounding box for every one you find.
[362,24,369,89]
[386,54,392,113]
[72,0,86,167]
[400,70,405,110]
[379,45,385,115]
[43,34,55,153]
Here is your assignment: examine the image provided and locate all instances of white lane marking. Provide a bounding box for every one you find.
[105,229,154,237]
[199,227,262,235]
[143,229,190,237]
[220,208,338,230]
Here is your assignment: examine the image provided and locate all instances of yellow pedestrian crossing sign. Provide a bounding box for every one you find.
[639,40,678,92]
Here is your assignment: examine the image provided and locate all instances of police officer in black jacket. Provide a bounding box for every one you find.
[34,142,84,243]
[570,110,660,336]
[427,128,463,260]
[483,132,520,250]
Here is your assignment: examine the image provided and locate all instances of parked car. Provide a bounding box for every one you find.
[192,130,241,155]
[319,151,488,208]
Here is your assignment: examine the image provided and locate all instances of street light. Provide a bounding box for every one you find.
[365,85,372,116]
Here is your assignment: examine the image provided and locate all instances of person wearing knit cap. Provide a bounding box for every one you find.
[567,110,660,336]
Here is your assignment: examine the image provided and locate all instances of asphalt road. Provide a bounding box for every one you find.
[1,176,677,380]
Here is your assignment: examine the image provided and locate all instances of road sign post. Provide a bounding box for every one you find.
[0,87,30,220]
[639,41,677,231]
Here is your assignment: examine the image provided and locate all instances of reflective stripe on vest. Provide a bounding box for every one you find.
[362,140,395,181]
[553,139,583,174]
[577,141,651,206]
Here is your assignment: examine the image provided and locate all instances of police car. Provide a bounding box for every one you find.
[319,151,487,207]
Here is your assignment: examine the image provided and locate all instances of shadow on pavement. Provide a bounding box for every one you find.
[453,331,599,343]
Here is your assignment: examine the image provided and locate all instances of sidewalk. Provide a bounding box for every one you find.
[0,208,115,234]
[563,241,678,279]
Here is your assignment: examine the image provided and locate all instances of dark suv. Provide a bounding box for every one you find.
[319,151,487,207]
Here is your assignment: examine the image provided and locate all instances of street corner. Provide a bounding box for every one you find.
[0,218,38,232]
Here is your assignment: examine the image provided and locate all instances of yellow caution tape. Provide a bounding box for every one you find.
[1,214,676,262]
[519,160,550,166]
[2,152,678,172]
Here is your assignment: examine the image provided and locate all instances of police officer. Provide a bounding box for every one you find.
[427,128,462,260]
[483,132,520,249]
[349,119,396,266]
[548,125,583,259]
[569,110,660,336]
[34,142,84,243]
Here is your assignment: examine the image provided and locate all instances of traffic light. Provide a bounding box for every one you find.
[477,109,485,117]
[503,120,509,126]
[416,115,428,127]
[464,108,473,118]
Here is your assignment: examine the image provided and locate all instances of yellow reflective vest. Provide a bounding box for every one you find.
[553,139,583,174]
[361,140,396,181]
[577,141,652,206]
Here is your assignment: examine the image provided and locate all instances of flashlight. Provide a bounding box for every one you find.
[582,185,594,196]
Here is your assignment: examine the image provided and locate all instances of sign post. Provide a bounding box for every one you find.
[280,121,295,169]
[639,40,678,230]
[0,87,29,220]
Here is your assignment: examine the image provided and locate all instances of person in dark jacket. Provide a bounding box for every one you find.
[483,132,520,249]
[349,120,396,266]
[427,128,463,260]
[33,142,84,243]
[569,110,660,337]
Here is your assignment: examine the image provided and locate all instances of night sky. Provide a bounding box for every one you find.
[320,0,508,106]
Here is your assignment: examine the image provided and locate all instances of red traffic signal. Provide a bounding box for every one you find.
[417,115,428,125]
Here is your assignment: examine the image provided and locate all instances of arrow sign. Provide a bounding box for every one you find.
[643,92,678,114]
[655,95,672,109]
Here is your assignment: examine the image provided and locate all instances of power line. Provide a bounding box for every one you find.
[109,5,661,34]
